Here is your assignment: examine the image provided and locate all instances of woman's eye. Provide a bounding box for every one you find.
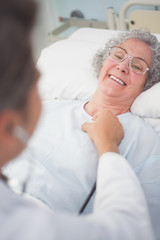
[132,64,142,71]
[114,54,123,60]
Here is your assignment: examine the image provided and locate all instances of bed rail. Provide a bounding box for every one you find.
[119,0,160,31]
[107,0,160,33]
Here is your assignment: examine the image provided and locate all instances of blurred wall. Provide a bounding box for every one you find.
[51,0,127,27]
[34,0,159,58]
[51,0,159,28]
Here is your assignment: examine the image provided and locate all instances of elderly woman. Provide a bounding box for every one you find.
[87,30,159,115]
[4,29,160,239]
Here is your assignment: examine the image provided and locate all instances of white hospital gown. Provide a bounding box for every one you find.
[4,100,160,239]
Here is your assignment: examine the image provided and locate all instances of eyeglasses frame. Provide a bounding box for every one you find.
[108,46,149,75]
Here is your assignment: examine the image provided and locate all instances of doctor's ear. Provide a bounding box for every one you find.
[0,110,28,162]
[12,126,29,146]
[0,110,23,143]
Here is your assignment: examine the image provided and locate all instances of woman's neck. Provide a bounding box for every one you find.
[84,90,130,116]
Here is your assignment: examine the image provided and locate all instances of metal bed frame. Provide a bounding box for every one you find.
[49,0,160,42]
[107,0,160,33]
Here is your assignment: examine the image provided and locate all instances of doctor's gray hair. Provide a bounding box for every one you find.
[0,0,37,113]
[92,29,160,91]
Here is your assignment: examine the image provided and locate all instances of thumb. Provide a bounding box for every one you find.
[81,122,90,132]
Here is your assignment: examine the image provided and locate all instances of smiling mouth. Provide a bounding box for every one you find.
[109,75,126,86]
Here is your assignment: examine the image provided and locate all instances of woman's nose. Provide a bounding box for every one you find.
[116,58,129,73]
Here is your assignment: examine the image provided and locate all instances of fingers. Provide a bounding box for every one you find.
[82,110,115,133]
[81,110,124,147]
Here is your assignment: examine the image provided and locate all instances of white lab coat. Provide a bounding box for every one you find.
[0,153,154,240]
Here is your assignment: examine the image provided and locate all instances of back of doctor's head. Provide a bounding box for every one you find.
[0,0,37,113]
[93,29,160,91]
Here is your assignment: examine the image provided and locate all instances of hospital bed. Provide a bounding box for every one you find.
[37,28,160,137]
[107,0,160,33]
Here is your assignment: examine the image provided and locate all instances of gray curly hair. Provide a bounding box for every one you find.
[92,29,160,91]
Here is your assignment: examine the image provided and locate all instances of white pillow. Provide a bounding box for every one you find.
[131,82,160,118]
[37,29,124,101]
[37,39,100,101]
[37,28,160,135]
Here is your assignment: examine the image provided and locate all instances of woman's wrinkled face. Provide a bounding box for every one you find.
[98,38,153,106]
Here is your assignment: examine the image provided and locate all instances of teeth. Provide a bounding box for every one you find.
[110,75,125,86]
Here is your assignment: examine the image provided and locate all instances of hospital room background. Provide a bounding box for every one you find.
[34,0,160,59]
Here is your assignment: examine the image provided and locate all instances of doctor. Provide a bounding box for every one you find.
[0,0,155,239]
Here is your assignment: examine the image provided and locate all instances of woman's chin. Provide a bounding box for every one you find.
[101,85,121,98]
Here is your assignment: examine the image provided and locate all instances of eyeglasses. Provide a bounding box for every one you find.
[108,46,149,75]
